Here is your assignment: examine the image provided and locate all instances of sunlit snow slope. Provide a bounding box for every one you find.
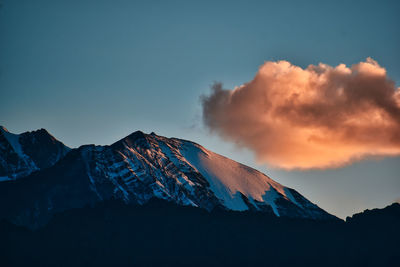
[179,141,292,214]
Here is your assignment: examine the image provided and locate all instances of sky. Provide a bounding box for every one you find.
[1,0,399,219]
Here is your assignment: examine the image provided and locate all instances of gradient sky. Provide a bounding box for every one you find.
[1,0,399,219]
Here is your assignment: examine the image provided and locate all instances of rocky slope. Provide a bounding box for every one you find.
[0,128,336,227]
[0,126,70,181]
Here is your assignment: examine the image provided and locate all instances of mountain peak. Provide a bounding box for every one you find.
[0,127,70,180]
[26,128,58,142]
[112,130,150,149]
[0,126,9,133]
[107,131,335,220]
[128,130,147,139]
[35,128,50,134]
[122,130,148,142]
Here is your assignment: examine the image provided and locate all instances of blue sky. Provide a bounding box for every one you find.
[1,0,399,218]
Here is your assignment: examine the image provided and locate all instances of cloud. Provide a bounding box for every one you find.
[201,58,400,169]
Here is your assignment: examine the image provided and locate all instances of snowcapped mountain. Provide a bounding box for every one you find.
[0,128,336,227]
[0,126,70,181]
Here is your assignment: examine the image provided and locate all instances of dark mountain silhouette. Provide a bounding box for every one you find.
[0,200,398,267]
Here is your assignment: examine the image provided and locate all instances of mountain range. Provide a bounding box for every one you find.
[0,126,399,266]
[0,126,334,227]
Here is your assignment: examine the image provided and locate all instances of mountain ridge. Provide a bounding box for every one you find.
[0,127,336,228]
[0,126,70,180]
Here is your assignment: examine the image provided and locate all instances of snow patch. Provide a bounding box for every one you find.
[0,176,11,182]
[284,188,302,208]
[179,141,290,212]
[262,187,281,216]
[1,129,38,174]
[2,130,24,158]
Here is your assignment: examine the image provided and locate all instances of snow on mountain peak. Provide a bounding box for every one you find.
[175,140,286,212]
[102,132,332,219]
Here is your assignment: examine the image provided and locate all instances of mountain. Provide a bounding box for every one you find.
[346,202,400,226]
[0,201,398,267]
[0,127,398,266]
[0,128,335,228]
[0,126,70,181]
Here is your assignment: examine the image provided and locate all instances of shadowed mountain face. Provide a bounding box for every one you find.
[0,126,70,180]
[0,201,398,267]
[0,127,336,228]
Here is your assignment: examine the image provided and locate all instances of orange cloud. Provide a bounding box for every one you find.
[201,58,400,169]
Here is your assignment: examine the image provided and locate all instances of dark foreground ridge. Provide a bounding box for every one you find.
[1,200,399,267]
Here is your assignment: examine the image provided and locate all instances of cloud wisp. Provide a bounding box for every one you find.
[201,58,400,169]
